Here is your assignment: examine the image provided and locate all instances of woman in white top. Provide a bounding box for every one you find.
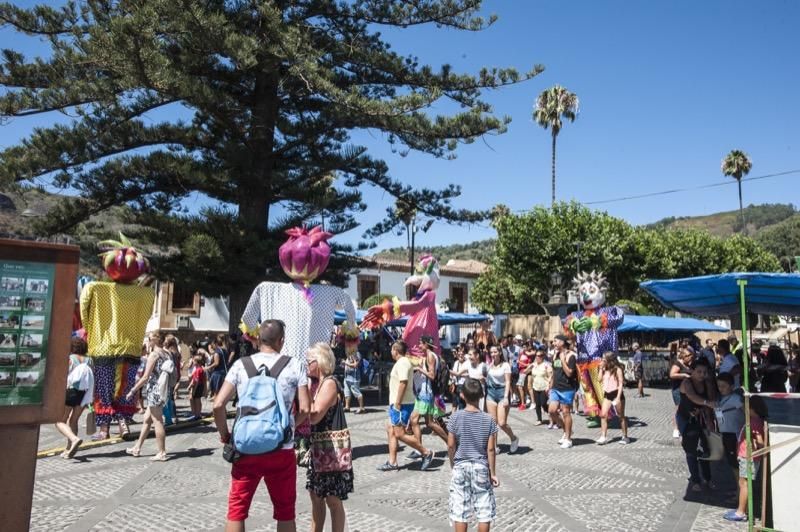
[486,345,520,453]
[528,348,553,426]
[449,348,469,412]
[56,337,94,459]
[125,331,171,461]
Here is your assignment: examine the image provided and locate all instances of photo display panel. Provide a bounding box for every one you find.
[0,260,56,405]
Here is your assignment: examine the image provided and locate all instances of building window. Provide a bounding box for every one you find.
[449,282,468,313]
[357,275,380,307]
[171,284,197,312]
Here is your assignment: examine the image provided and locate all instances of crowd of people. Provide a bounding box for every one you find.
[56,322,799,531]
[667,334,797,523]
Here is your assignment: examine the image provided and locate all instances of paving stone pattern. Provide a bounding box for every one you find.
[32,388,754,531]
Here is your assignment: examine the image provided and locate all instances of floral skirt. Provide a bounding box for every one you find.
[305,459,353,500]
[414,395,446,418]
[93,356,139,426]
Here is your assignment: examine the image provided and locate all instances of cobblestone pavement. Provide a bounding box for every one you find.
[32,388,755,531]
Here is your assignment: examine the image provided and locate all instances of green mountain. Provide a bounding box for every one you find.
[375,203,797,266]
[373,239,496,264]
[645,203,796,237]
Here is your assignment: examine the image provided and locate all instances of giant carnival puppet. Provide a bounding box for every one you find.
[239,226,356,361]
[562,271,624,428]
[79,234,155,440]
[360,254,440,358]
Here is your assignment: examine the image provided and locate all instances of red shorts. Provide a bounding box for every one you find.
[227,448,297,522]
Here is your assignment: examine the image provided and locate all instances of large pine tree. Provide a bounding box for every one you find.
[0,1,542,326]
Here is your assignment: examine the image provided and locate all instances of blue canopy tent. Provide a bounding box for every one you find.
[618,315,728,333]
[640,273,800,317]
[334,309,489,327]
[640,273,800,532]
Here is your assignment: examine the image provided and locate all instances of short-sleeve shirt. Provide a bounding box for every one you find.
[716,392,745,434]
[389,355,415,405]
[467,362,488,382]
[487,362,510,388]
[738,414,765,460]
[552,352,579,391]
[632,351,643,366]
[224,352,308,450]
[344,353,361,380]
[190,366,205,385]
[452,360,468,386]
[719,354,741,388]
[518,351,532,374]
[447,409,498,466]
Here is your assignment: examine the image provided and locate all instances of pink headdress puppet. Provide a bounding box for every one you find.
[278,226,333,303]
[361,255,441,357]
[239,226,356,360]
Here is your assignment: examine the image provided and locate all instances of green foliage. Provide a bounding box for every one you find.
[474,201,782,314]
[757,214,800,271]
[361,292,394,309]
[0,1,543,323]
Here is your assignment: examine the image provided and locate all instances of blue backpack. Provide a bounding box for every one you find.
[232,355,292,455]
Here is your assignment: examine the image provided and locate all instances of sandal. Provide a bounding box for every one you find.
[118,420,131,439]
[91,431,109,442]
[125,447,140,457]
[66,438,83,459]
[150,452,167,462]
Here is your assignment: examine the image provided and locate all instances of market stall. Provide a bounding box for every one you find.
[617,315,729,384]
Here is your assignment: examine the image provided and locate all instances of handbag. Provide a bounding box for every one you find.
[699,428,725,461]
[310,378,352,473]
[85,407,96,436]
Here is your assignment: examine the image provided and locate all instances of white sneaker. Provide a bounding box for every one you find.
[618,437,630,445]
[560,439,573,449]
[510,437,520,454]
[558,433,566,444]
[596,436,608,445]
[528,404,536,410]
[672,429,681,439]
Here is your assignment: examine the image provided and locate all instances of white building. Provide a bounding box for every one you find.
[344,257,487,312]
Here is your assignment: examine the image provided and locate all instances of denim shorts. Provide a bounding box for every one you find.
[738,457,761,479]
[343,377,362,399]
[449,461,496,524]
[549,389,576,406]
[388,404,414,427]
[486,386,506,404]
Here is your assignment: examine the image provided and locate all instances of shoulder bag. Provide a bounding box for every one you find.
[310,377,352,473]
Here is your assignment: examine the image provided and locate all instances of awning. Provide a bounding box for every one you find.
[618,315,729,333]
[640,273,800,317]
[334,309,489,326]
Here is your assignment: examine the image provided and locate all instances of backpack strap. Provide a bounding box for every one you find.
[269,355,291,379]
[241,356,258,379]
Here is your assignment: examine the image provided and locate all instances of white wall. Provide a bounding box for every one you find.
[189,296,230,332]
[345,267,479,312]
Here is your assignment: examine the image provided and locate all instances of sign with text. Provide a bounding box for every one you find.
[0,260,56,406]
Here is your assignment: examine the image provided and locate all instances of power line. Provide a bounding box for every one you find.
[582,169,800,206]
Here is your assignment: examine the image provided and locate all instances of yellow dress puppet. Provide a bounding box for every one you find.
[80,234,154,439]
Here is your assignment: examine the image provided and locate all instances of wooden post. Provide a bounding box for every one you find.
[0,240,79,532]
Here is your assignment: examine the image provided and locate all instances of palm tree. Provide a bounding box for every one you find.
[533,85,579,206]
[721,150,752,233]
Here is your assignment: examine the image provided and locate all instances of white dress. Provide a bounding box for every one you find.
[241,282,356,361]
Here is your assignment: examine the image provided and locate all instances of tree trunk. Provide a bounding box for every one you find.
[737,178,745,234]
[229,65,279,332]
[227,289,251,334]
[551,132,557,207]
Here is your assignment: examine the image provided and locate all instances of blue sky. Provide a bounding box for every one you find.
[2,1,799,253]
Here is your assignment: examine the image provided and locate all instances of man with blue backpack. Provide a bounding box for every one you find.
[213,320,310,532]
